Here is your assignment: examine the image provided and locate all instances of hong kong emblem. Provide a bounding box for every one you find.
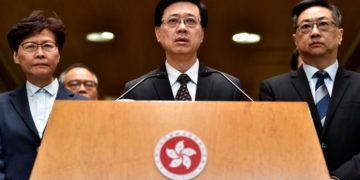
[154,130,207,180]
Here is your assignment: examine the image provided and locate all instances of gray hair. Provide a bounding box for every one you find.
[59,63,98,85]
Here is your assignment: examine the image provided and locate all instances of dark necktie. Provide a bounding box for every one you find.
[314,71,330,126]
[175,74,191,101]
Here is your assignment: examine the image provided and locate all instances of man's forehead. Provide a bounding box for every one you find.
[69,67,91,74]
[167,13,197,18]
[163,2,200,17]
[66,68,93,79]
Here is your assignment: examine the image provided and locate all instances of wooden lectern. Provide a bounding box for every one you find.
[30,101,329,179]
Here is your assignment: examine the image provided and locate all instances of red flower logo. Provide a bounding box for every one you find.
[154,130,207,180]
[167,140,197,169]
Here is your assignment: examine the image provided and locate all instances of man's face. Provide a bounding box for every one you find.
[292,6,343,61]
[155,2,204,56]
[64,67,98,100]
[13,29,60,84]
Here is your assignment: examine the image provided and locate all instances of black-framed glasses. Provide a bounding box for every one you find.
[20,41,58,52]
[66,80,97,90]
[296,20,338,34]
[162,16,201,28]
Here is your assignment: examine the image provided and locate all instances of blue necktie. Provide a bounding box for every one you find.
[314,71,330,126]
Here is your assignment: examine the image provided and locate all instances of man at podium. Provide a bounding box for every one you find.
[259,0,360,179]
[0,10,87,180]
[122,0,248,101]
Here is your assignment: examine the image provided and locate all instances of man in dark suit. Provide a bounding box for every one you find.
[0,10,86,180]
[122,0,248,101]
[259,0,360,179]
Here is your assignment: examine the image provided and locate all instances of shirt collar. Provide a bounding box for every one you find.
[26,79,59,97]
[45,79,59,96]
[303,60,338,81]
[165,59,199,86]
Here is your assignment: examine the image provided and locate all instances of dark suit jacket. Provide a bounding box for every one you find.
[259,67,360,179]
[122,63,247,101]
[0,83,87,180]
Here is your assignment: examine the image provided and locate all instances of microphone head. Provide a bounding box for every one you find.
[116,72,168,101]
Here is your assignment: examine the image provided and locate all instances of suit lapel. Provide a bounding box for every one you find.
[321,67,350,137]
[9,85,40,139]
[291,68,315,103]
[195,63,213,100]
[153,65,174,100]
[291,68,323,133]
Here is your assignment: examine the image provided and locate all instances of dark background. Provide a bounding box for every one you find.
[1,0,359,100]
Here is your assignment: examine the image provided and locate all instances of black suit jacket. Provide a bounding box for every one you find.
[0,83,87,180]
[122,63,247,101]
[259,67,360,179]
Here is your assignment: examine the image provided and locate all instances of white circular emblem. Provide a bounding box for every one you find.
[154,130,207,180]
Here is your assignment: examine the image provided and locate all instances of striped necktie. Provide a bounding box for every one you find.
[314,71,330,126]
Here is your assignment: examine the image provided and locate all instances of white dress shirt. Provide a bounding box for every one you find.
[27,79,59,138]
[165,59,199,101]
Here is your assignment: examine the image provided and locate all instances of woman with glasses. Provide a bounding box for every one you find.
[0,10,86,180]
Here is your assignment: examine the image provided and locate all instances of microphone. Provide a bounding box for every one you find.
[200,70,254,102]
[116,72,167,101]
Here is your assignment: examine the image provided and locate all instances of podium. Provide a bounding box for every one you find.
[30,101,329,179]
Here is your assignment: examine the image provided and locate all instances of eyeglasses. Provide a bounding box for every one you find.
[66,80,97,90]
[296,20,338,34]
[20,41,57,52]
[162,16,200,28]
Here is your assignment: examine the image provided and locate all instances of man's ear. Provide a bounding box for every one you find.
[200,28,205,43]
[338,28,343,45]
[155,27,161,42]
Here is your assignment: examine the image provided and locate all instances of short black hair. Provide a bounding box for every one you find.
[291,0,341,28]
[154,0,208,28]
[7,10,65,52]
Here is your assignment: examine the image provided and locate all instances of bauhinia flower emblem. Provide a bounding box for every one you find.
[166,140,197,169]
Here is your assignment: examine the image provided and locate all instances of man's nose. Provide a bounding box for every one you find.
[311,24,321,33]
[78,84,87,92]
[177,20,188,32]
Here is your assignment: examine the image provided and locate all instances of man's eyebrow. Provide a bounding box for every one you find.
[299,16,330,23]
